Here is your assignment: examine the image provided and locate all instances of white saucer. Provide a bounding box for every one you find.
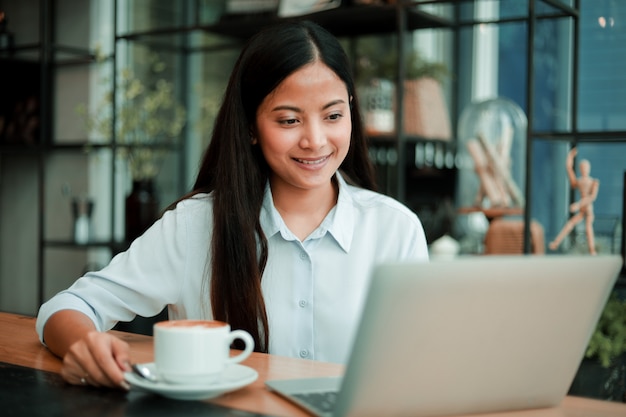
[124,363,258,400]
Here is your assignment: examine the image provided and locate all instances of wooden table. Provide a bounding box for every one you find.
[1,312,625,417]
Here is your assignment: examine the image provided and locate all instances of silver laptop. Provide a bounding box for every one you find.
[266,255,623,417]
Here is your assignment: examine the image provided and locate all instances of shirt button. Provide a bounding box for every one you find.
[299,252,307,260]
[299,300,307,308]
[299,349,309,358]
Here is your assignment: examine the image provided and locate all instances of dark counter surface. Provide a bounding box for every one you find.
[0,362,273,417]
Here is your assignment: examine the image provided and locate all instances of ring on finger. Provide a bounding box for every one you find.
[80,375,88,385]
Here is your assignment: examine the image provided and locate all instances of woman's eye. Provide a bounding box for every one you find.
[279,118,298,126]
[327,112,344,121]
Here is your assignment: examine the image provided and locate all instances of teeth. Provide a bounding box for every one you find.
[296,156,327,165]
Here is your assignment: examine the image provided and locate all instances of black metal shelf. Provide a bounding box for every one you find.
[370,134,457,148]
[0,141,184,152]
[533,130,626,142]
[115,4,454,45]
[4,0,618,315]
[0,143,41,154]
[0,43,96,63]
[44,239,129,253]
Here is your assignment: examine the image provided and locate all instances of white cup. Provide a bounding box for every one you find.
[153,319,254,385]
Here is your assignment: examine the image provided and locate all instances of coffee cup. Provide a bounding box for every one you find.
[153,320,254,385]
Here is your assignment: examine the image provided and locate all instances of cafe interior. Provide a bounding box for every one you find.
[0,0,625,416]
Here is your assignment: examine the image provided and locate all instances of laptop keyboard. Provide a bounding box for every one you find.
[293,391,339,413]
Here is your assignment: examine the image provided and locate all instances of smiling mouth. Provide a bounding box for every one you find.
[294,155,330,165]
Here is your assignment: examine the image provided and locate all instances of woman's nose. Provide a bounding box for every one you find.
[299,121,327,149]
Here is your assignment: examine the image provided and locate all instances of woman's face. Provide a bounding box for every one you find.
[254,60,351,195]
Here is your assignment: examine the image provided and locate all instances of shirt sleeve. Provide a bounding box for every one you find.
[35,198,199,344]
[396,209,430,262]
[359,192,430,264]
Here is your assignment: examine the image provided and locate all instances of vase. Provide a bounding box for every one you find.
[125,179,158,242]
[71,197,94,244]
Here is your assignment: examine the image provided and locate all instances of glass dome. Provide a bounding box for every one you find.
[456,97,527,211]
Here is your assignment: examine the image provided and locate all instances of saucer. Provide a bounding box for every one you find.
[124,363,258,400]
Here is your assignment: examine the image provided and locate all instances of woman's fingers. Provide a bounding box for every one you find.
[61,331,130,389]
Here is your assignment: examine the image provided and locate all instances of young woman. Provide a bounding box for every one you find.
[36,20,428,389]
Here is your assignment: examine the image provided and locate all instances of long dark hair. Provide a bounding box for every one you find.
[191,20,376,352]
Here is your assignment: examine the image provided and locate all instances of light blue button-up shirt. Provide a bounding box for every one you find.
[37,173,428,364]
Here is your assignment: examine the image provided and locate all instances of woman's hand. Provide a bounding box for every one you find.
[61,330,131,389]
[43,310,131,390]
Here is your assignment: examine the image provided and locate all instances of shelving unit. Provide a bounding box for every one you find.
[1,0,101,313]
[1,0,624,316]
[107,0,626,277]
[0,0,187,314]
[112,1,460,243]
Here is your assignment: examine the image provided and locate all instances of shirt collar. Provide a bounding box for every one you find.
[259,172,355,252]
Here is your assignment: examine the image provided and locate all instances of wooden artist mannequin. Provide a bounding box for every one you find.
[549,147,599,255]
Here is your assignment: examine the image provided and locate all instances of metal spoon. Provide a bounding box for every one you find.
[131,363,159,382]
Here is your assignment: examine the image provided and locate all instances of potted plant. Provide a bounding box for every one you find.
[76,53,186,181]
[569,291,626,402]
[356,47,451,140]
[76,52,186,240]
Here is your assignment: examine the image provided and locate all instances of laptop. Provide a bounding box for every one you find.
[266,255,623,417]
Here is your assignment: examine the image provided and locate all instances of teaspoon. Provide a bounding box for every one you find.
[131,363,159,382]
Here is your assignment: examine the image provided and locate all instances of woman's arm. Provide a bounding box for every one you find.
[43,309,97,356]
[43,309,131,389]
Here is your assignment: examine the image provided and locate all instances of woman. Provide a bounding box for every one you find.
[36,20,428,389]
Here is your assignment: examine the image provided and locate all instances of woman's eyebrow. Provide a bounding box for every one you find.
[323,99,347,109]
[271,105,301,112]
[271,99,347,113]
